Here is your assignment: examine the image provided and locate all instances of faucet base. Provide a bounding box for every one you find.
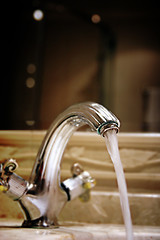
[22,216,59,228]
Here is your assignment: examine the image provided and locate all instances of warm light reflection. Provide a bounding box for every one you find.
[25,120,35,126]
[26,77,35,88]
[27,64,36,74]
[91,14,101,23]
[33,9,44,21]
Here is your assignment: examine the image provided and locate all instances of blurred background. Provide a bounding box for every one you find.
[1,0,160,132]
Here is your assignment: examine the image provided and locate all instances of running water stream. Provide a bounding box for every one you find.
[104,130,134,240]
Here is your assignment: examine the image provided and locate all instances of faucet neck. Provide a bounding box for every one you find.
[30,102,119,187]
[21,102,120,227]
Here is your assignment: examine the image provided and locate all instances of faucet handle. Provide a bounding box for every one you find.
[3,159,18,173]
[78,170,96,202]
[0,159,18,179]
[0,159,18,192]
[71,163,84,177]
[61,163,96,202]
[0,159,28,199]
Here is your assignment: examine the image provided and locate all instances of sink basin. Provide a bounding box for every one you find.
[0,190,160,240]
[0,220,160,240]
[0,131,160,239]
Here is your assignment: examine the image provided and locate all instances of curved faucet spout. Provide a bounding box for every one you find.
[19,102,120,227]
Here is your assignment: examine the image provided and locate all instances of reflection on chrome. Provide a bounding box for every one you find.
[0,102,120,227]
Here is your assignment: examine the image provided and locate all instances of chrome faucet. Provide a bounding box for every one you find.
[0,102,120,227]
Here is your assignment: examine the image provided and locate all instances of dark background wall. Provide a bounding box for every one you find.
[1,0,160,131]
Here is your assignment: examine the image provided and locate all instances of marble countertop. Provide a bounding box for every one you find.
[0,220,160,240]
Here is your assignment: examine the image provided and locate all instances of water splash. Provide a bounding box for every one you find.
[104,130,134,240]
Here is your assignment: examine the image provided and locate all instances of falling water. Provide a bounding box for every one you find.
[104,130,134,240]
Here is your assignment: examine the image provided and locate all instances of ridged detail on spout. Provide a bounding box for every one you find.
[97,121,119,136]
[58,102,120,133]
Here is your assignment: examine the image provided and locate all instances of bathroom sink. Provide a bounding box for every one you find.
[0,130,160,239]
[0,219,160,240]
[59,190,160,226]
[0,190,160,239]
